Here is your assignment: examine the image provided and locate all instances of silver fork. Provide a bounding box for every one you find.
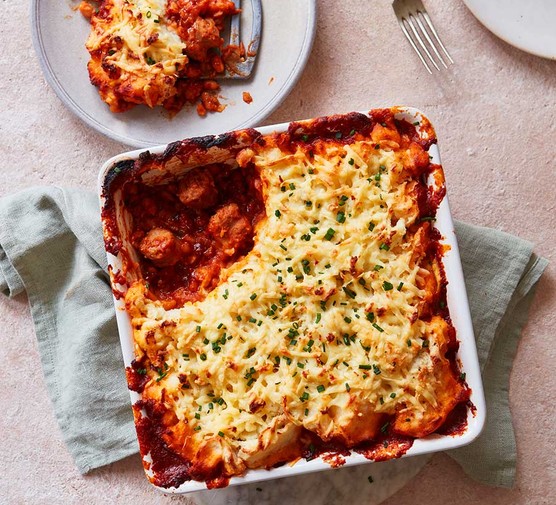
[222,0,262,78]
[392,0,453,74]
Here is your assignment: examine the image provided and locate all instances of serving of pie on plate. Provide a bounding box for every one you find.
[100,107,484,492]
[80,0,244,116]
[32,0,316,146]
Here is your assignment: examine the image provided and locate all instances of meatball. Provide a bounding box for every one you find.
[177,168,218,209]
[139,228,182,267]
[208,203,252,254]
[185,18,221,61]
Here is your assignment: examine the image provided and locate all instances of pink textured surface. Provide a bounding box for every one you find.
[1,0,555,504]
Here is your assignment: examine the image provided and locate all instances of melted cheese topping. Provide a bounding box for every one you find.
[127,137,456,467]
[86,0,187,76]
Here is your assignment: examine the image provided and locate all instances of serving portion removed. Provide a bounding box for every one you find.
[80,0,246,116]
[99,107,485,492]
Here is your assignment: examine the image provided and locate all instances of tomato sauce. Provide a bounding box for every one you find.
[122,163,265,307]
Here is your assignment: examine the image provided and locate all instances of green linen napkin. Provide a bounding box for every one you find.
[0,187,548,487]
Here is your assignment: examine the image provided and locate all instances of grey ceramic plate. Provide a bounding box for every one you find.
[31,0,316,147]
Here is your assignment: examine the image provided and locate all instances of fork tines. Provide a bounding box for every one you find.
[223,0,262,79]
[392,0,453,74]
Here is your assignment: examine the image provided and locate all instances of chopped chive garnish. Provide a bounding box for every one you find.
[390,392,396,398]
[407,339,412,347]
[343,286,357,299]
[250,293,257,300]
[236,315,242,321]
[374,264,383,271]
[200,353,207,361]
[422,339,429,348]
[421,216,436,222]
[366,312,375,322]
[344,317,352,323]
[335,132,342,139]
[280,244,287,251]
[218,431,225,437]
[317,385,325,393]
[315,313,322,324]
[289,183,295,190]
[246,347,256,358]
[302,134,309,142]
[275,209,281,218]
[136,368,147,375]
[249,317,257,323]
[380,422,389,433]
[382,281,394,291]
[368,222,375,231]
[336,212,346,223]
[196,325,201,332]
[379,243,390,251]
[345,383,351,391]
[359,364,372,370]
[372,322,384,332]
[373,364,381,375]
[342,334,351,346]
[397,282,404,291]
[348,158,355,165]
[374,144,380,149]
[300,392,309,402]
[324,228,336,240]
[460,372,466,381]
[310,226,319,234]
[194,426,202,431]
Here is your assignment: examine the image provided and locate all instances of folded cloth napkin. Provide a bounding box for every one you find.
[0,187,548,487]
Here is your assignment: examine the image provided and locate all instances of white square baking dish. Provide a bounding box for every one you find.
[98,106,486,494]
